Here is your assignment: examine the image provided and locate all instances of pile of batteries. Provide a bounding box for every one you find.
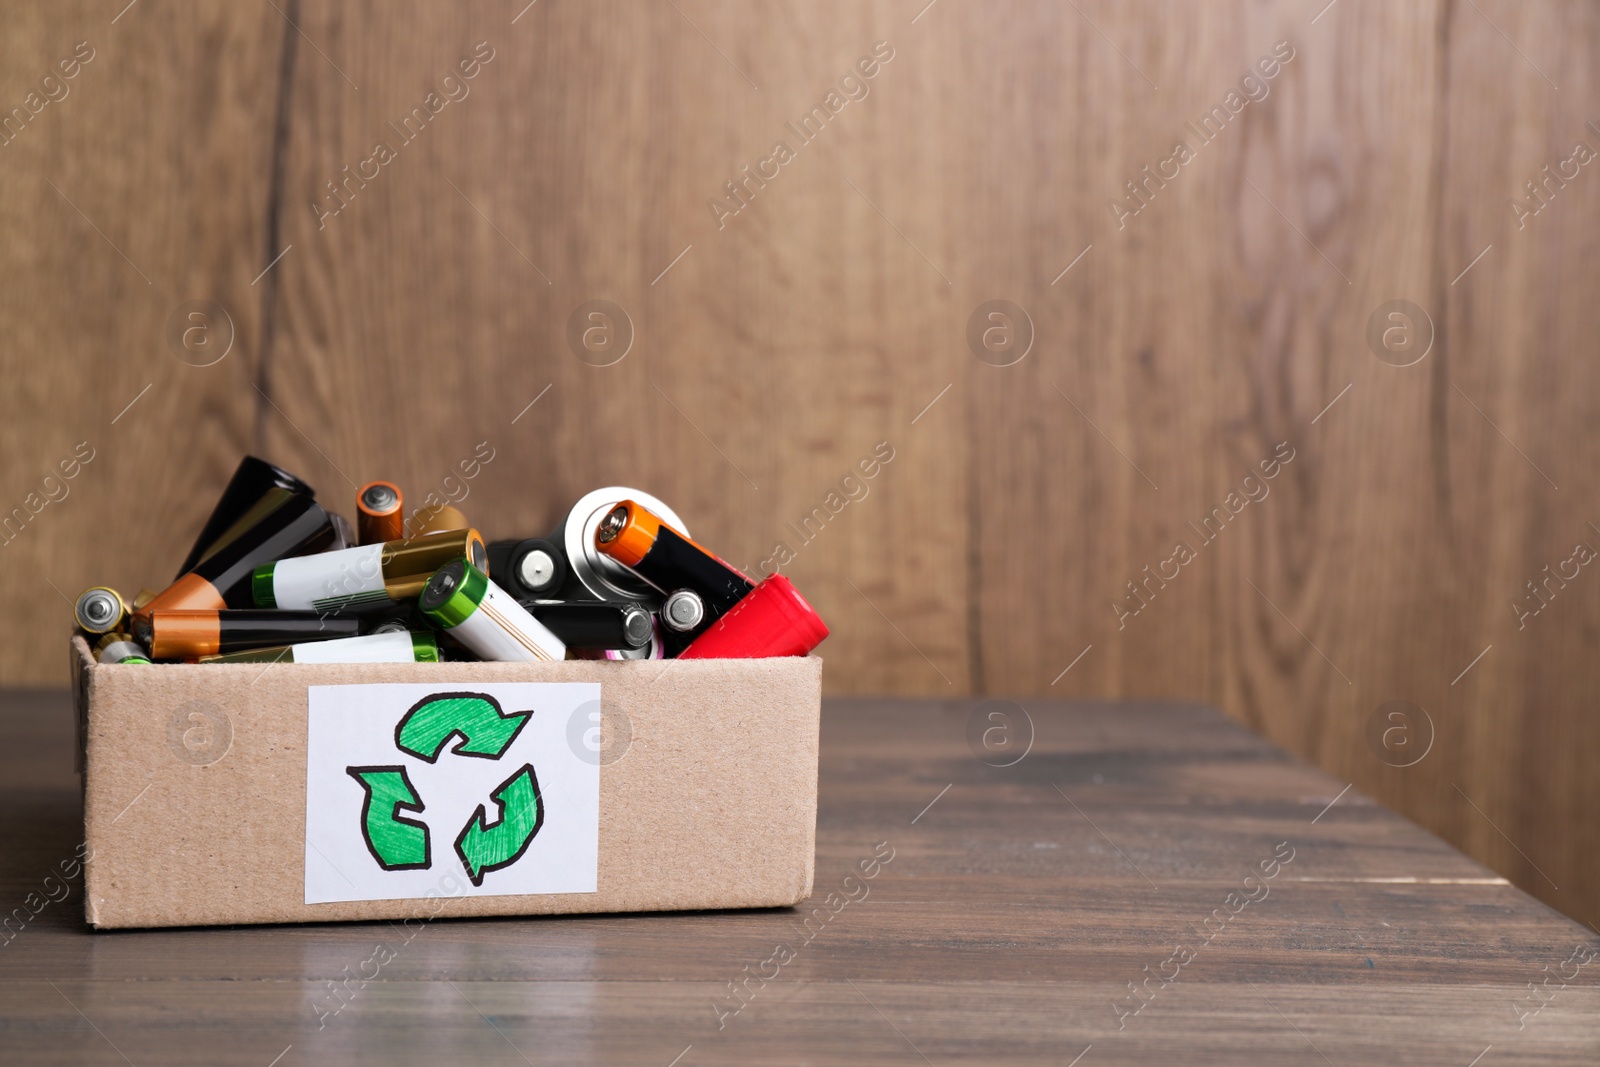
[74,457,828,667]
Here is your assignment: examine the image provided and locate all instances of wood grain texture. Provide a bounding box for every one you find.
[3,689,1598,1065]
[1,0,1598,928]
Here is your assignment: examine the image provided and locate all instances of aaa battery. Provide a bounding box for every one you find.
[356,481,404,545]
[594,500,754,619]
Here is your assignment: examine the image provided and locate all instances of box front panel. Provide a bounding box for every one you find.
[79,643,820,928]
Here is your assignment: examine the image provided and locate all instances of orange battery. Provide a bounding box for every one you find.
[356,481,405,545]
[594,500,755,622]
[135,609,360,660]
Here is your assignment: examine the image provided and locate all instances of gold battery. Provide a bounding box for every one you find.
[411,503,470,537]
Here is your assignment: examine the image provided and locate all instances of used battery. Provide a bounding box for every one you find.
[678,575,828,659]
[556,487,690,604]
[356,481,404,545]
[74,586,128,635]
[198,630,440,664]
[595,500,755,620]
[486,537,567,599]
[135,609,361,660]
[420,559,565,663]
[176,456,313,578]
[251,528,489,610]
[522,600,652,651]
[137,494,339,618]
[411,503,471,537]
[93,632,150,665]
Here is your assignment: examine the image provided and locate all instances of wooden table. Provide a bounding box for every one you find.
[1,690,1595,1065]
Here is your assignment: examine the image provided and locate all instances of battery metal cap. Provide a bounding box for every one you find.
[75,587,127,635]
[514,540,564,595]
[660,588,705,633]
[361,483,398,511]
[622,603,655,646]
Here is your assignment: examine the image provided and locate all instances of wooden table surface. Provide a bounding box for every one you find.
[1,689,1595,1066]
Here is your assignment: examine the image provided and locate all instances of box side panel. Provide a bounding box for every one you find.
[83,654,821,928]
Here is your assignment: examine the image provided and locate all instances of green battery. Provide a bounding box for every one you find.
[420,559,566,662]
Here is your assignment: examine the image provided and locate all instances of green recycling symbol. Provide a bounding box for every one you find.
[346,692,545,887]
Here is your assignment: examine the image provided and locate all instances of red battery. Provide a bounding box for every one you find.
[676,575,828,659]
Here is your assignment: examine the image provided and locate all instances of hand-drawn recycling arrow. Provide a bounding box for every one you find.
[395,692,531,761]
[348,692,546,885]
[346,765,431,870]
[454,763,543,887]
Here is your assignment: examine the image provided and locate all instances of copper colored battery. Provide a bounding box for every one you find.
[135,609,360,660]
[594,500,755,621]
[411,503,470,537]
[356,481,404,545]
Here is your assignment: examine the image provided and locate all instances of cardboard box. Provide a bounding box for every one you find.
[72,637,820,929]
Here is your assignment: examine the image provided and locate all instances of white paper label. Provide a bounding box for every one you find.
[274,543,388,610]
[304,682,600,904]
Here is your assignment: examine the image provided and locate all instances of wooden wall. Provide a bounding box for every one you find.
[5,1,1598,924]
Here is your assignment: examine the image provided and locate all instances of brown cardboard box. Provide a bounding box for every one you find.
[72,637,820,929]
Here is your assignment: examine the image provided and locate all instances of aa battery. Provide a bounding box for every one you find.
[556,487,690,604]
[678,575,829,660]
[357,481,404,545]
[176,456,314,578]
[74,586,128,635]
[199,630,439,664]
[93,632,150,665]
[521,600,652,651]
[251,528,488,610]
[135,609,360,660]
[486,537,567,599]
[411,503,470,537]
[138,493,338,618]
[420,559,566,663]
[595,500,755,620]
